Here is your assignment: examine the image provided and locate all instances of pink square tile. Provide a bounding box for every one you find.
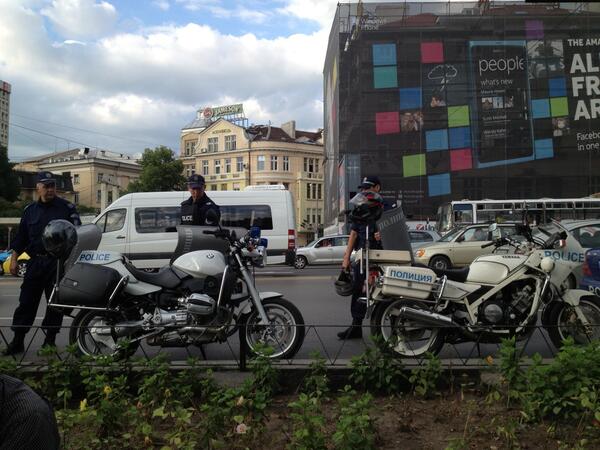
[421,42,444,63]
[450,148,472,171]
[375,111,400,135]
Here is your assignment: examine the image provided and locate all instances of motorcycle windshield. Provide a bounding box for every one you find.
[64,224,103,273]
[378,207,414,262]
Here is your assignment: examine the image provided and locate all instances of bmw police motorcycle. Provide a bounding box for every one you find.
[43,212,305,359]
[344,196,600,357]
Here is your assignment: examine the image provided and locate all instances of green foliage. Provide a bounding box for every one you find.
[0,145,19,202]
[332,385,376,450]
[498,336,526,404]
[350,335,406,394]
[287,393,327,450]
[408,352,442,398]
[125,146,185,193]
[301,351,330,399]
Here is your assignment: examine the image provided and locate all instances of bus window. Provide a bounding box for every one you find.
[453,204,474,225]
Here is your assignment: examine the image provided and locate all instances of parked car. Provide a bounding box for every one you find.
[413,223,521,270]
[581,248,600,296]
[0,251,30,277]
[294,235,349,269]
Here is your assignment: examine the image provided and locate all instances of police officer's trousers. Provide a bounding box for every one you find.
[350,262,367,321]
[11,257,63,337]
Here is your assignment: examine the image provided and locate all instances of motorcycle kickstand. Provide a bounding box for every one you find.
[198,345,207,360]
[476,342,481,357]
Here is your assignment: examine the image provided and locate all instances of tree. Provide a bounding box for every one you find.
[125,146,186,193]
[0,145,19,202]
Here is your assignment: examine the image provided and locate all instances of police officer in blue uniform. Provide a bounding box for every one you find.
[339,176,384,340]
[3,172,81,355]
[180,174,220,225]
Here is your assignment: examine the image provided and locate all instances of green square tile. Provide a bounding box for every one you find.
[403,154,426,177]
[550,97,568,117]
[448,105,470,127]
[373,66,397,89]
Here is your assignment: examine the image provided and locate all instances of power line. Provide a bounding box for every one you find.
[9,112,159,147]
[9,122,95,149]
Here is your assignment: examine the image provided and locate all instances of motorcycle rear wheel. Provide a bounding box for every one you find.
[547,296,600,349]
[371,299,445,357]
[240,297,305,359]
[70,310,140,359]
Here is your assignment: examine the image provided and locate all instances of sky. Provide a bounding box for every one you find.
[0,0,346,160]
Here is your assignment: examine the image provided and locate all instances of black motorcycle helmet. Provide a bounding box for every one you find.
[42,219,78,259]
[334,269,353,297]
[347,191,384,224]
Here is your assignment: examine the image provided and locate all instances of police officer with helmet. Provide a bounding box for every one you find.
[3,172,81,355]
[180,174,220,225]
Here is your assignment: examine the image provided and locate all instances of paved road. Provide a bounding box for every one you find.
[0,266,558,364]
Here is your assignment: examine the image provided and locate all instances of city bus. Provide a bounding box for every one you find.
[436,198,600,235]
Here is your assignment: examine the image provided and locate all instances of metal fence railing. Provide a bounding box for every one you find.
[2,323,598,370]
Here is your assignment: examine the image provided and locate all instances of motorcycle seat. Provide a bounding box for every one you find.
[123,259,183,289]
[431,266,470,283]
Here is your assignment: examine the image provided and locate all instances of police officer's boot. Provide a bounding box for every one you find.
[337,319,363,340]
[3,333,25,356]
[42,332,57,349]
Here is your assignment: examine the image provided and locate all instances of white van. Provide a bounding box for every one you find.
[93,188,296,268]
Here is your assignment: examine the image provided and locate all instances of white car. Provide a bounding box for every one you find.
[294,235,349,269]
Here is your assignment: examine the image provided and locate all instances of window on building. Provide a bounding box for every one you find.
[202,160,209,175]
[283,182,289,190]
[221,184,228,190]
[237,156,244,172]
[225,158,231,173]
[108,191,113,204]
[191,168,196,175]
[257,155,265,171]
[317,183,322,199]
[96,190,102,203]
[73,174,80,184]
[74,193,80,204]
[306,183,311,199]
[303,158,308,172]
[306,208,311,223]
[185,166,191,177]
[315,159,319,172]
[270,155,278,171]
[185,140,196,156]
[317,210,321,225]
[210,185,217,191]
[233,183,240,191]
[215,159,221,175]
[97,173,104,183]
[208,137,218,152]
[283,156,290,171]
[225,135,236,151]
[312,183,317,199]
[309,158,315,172]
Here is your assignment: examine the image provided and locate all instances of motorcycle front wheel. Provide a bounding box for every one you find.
[371,299,445,357]
[70,310,140,359]
[547,296,600,349]
[240,297,305,359]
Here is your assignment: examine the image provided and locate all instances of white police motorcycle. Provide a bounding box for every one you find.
[45,213,305,359]
[365,221,600,357]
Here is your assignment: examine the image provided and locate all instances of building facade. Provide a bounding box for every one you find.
[180,112,324,244]
[324,1,600,227]
[15,148,141,211]
[14,170,76,203]
[0,80,10,149]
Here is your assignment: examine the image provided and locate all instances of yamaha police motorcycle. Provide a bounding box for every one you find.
[43,213,305,359]
[344,199,600,357]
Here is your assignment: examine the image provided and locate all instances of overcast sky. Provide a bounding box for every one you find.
[1,0,349,160]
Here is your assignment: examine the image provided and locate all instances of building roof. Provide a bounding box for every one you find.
[246,125,322,144]
[19,148,139,166]
[181,116,213,131]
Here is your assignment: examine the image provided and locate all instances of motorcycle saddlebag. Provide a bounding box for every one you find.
[58,262,123,307]
[381,266,437,300]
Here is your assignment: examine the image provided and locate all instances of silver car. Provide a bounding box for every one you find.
[294,235,349,269]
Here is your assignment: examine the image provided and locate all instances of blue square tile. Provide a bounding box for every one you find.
[372,43,397,66]
[548,78,566,97]
[428,173,451,196]
[532,99,550,119]
[399,87,422,110]
[426,129,448,151]
[535,138,553,159]
[449,126,471,149]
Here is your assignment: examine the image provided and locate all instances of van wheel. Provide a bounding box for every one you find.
[294,256,308,269]
[429,256,450,271]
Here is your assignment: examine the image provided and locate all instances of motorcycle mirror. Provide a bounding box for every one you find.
[559,231,567,240]
[554,239,566,249]
[249,226,261,239]
[456,235,465,243]
[205,209,219,226]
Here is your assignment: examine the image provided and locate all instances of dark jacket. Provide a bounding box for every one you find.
[11,197,81,256]
[180,194,220,226]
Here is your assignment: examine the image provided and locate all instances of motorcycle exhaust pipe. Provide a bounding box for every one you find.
[398,307,459,329]
[109,320,144,337]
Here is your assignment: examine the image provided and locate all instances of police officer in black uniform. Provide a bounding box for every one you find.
[3,171,81,355]
[180,174,220,225]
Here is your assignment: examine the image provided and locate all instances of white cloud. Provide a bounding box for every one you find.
[41,0,118,39]
[280,0,339,29]
[152,0,170,11]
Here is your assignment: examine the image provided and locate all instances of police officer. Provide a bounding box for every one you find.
[338,176,383,340]
[3,172,81,355]
[180,174,220,225]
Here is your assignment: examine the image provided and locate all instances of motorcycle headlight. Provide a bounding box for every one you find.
[540,256,555,273]
[415,249,426,258]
